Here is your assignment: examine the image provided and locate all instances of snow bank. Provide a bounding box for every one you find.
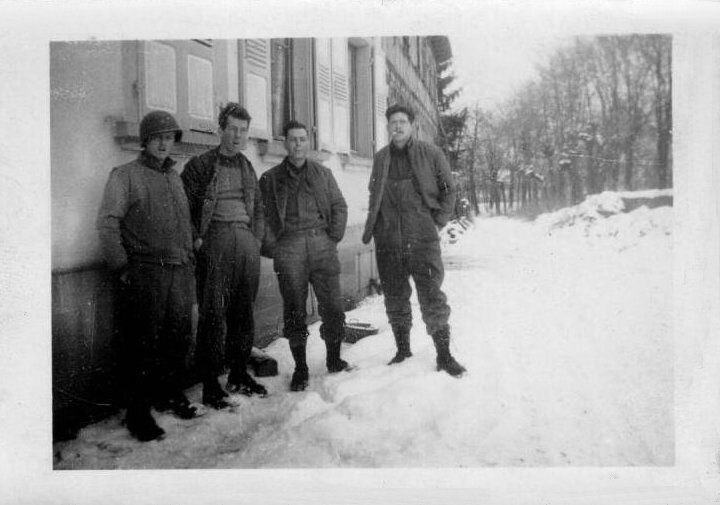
[536,190,672,250]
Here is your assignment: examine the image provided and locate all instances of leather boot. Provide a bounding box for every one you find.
[227,344,268,397]
[290,343,309,392]
[388,326,412,365]
[202,377,232,410]
[325,339,352,373]
[125,402,165,442]
[431,327,466,378]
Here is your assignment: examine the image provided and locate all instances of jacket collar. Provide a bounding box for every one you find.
[139,151,176,173]
[389,136,414,154]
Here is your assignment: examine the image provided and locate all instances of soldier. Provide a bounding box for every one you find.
[259,120,352,392]
[97,110,202,442]
[362,104,466,377]
[181,103,267,410]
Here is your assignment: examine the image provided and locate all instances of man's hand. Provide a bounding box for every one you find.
[118,269,130,285]
[194,238,203,251]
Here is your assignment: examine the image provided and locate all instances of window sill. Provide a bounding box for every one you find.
[114,119,220,157]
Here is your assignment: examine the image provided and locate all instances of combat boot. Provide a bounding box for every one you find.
[202,378,233,410]
[290,343,309,392]
[388,326,412,365]
[431,327,466,378]
[125,403,165,442]
[325,339,352,373]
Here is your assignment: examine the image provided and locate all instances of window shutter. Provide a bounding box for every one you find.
[291,38,316,148]
[241,39,271,139]
[143,41,177,114]
[373,41,388,151]
[314,38,333,150]
[185,41,215,134]
[331,38,350,152]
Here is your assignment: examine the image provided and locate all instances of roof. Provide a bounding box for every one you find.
[427,36,453,66]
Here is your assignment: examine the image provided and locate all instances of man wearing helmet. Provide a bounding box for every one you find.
[97,110,203,442]
[181,103,267,410]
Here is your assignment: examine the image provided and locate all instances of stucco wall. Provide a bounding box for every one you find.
[51,42,133,271]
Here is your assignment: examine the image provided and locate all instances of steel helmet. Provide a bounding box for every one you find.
[139,110,183,146]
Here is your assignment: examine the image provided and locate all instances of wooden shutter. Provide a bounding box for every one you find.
[315,38,333,150]
[292,38,316,148]
[372,40,388,151]
[240,39,271,140]
[143,41,177,114]
[140,40,216,135]
[184,41,215,134]
[331,38,350,152]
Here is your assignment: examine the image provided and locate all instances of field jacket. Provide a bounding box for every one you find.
[362,138,455,244]
[97,152,194,271]
[259,158,348,258]
[180,148,265,242]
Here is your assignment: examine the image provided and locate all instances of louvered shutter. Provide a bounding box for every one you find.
[331,38,350,152]
[315,38,333,150]
[372,40,388,151]
[241,39,271,139]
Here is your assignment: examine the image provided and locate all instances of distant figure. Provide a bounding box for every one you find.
[362,104,466,377]
[97,110,202,442]
[260,120,352,392]
[181,103,267,410]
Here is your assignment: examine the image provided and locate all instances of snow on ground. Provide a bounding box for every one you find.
[53,191,673,469]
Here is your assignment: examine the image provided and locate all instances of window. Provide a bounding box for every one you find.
[138,40,217,137]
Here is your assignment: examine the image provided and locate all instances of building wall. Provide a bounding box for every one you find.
[51,36,444,437]
[382,37,443,144]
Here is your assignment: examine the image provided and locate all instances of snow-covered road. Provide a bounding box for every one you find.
[54,192,673,469]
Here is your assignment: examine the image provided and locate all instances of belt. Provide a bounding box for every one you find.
[210,221,250,229]
[281,227,327,238]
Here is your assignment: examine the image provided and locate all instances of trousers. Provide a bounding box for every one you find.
[273,228,345,346]
[116,261,195,406]
[195,222,260,379]
[375,241,450,335]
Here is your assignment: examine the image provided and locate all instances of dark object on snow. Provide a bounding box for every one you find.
[621,194,673,212]
[344,320,379,344]
[248,347,278,377]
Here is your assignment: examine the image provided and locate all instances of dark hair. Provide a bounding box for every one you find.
[385,104,415,123]
[218,102,252,129]
[282,120,309,138]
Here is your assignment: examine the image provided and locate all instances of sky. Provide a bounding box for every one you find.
[449,30,573,111]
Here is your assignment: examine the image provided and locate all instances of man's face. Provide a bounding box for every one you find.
[388,112,413,147]
[284,127,309,167]
[145,132,176,162]
[219,116,250,156]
